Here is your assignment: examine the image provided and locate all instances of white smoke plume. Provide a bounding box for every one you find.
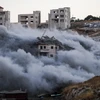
[0,24,100,94]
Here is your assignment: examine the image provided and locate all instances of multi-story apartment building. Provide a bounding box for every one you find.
[18,11,41,28]
[48,7,70,30]
[0,6,10,28]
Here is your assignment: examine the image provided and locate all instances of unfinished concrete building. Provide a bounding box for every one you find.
[48,7,70,30]
[18,11,41,28]
[0,6,10,28]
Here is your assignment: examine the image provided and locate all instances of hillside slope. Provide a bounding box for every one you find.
[62,76,100,100]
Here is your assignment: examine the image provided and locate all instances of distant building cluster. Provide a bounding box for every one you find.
[0,6,71,29]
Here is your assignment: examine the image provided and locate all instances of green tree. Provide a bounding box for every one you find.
[84,15,100,21]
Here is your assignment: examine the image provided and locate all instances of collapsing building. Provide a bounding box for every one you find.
[36,36,73,58]
[37,36,60,58]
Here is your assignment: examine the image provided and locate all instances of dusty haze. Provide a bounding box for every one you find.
[0,24,100,94]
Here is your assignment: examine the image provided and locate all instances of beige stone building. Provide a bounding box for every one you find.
[18,11,41,28]
[0,6,10,28]
[48,7,70,30]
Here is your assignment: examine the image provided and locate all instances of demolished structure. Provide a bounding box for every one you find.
[37,36,60,58]
[36,36,73,58]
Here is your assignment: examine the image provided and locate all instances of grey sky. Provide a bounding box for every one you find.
[0,0,99,22]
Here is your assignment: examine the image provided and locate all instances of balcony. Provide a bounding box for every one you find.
[39,49,49,52]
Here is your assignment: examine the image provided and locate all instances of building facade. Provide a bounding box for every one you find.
[48,7,70,30]
[37,36,60,58]
[38,44,59,58]
[0,6,10,28]
[18,11,41,28]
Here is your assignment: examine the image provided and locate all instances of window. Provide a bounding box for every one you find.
[60,10,64,13]
[50,54,53,57]
[31,16,33,18]
[60,15,64,18]
[60,19,64,22]
[40,46,43,49]
[51,46,53,49]
[55,15,59,18]
[40,52,47,56]
[31,21,33,22]
[55,46,57,49]
[54,10,58,13]
[21,16,28,19]
[0,17,2,20]
[54,19,59,23]
[44,46,46,49]
[30,21,33,24]
[0,12,5,15]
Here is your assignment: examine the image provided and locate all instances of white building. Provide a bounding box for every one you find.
[37,36,60,58]
[48,7,70,30]
[38,44,59,58]
[18,11,41,28]
[0,6,10,28]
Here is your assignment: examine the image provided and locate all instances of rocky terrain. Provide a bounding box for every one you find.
[62,76,100,100]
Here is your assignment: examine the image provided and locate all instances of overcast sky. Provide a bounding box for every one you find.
[0,0,99,22]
